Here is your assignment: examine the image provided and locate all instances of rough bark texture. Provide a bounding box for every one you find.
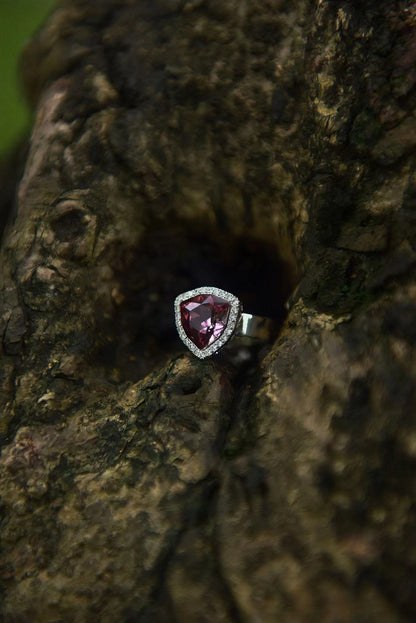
[1,0,416,621]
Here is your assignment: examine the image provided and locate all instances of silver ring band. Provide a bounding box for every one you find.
[235,313,275,343]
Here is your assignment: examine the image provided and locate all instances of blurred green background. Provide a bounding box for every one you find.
[0,0,56,157]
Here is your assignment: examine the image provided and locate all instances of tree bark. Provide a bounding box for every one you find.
[1,0,416,621]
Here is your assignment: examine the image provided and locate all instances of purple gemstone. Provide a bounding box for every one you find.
[180,294,231,349]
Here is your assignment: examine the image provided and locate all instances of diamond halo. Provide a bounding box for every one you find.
[174,287,242,359]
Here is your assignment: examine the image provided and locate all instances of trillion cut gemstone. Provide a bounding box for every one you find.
[180,294,231,350]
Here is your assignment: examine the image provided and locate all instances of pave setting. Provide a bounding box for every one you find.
[175,287,241,358]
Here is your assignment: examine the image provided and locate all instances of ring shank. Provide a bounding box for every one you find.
[234,313,275,344]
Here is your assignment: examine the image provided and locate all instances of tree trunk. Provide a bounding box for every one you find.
[1,1,416,621]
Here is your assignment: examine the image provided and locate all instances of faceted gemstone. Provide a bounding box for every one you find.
[180,294,231,350]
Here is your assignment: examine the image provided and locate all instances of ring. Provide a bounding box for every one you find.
[174,287,274,359]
